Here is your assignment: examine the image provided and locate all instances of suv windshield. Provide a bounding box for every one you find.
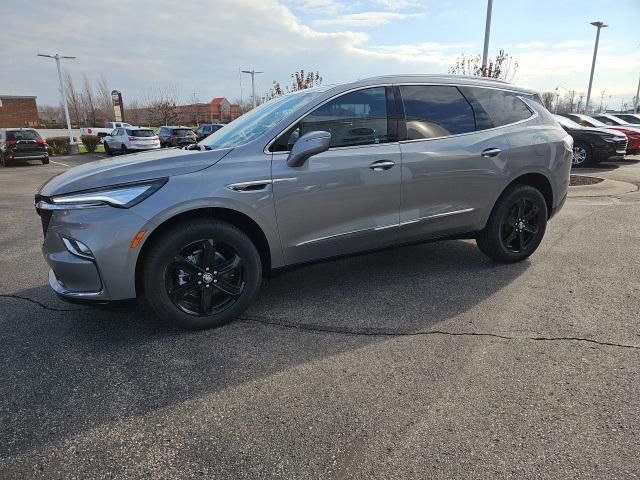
[7,130,40,141]
[200,90,323,149]
[126,129,155,137]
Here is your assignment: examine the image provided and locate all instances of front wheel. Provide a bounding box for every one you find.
[143,220,262,330]
[476,184,548,263]
[572,142,594,167]
[41,156,49,165]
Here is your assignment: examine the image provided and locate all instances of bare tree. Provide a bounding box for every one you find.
[541,92,555,110]
[267,70,323,100]
[142,83,180,126]
[95,75,113,125]
[63,69,82,126]
[449,50,518,81]
[38,104,65,127]
[81,74,98,126]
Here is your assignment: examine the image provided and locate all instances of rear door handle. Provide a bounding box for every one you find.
[369,160,395,171]
[481,148,502,158]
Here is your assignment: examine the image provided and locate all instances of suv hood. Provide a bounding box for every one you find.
[39,147,232,196]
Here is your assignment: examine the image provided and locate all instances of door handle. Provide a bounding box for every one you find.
[481,148,502,158]
[369,160,395,171]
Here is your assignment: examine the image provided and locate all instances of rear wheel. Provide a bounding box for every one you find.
[476,184,548,263]
[143,220,262,330]
[572,142,594,167]
[104,142,113,156]
[121,144,128,154]
[41,156,49,165]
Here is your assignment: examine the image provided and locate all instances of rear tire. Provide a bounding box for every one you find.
[41,156,49,165]
[143,220,262,330]
[572,142,594,167]
[121,144,128,155]
[104,143,113,156]
[476,184,548,263]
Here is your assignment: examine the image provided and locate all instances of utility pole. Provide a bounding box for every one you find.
[481,0,493,75]
[634,73,640,113]
[38,53,77,152]
[585,21,608,114]
[599,90,605,112]
[192,92,199,126]
[241,69,263,109]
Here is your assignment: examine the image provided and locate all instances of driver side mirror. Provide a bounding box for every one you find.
[286,131,331,167]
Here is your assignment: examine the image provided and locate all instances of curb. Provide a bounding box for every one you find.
[568,178,638,198]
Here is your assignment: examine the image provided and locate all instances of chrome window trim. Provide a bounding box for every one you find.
[266,82,538,154]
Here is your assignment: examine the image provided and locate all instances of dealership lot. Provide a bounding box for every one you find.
[1,156,639,478]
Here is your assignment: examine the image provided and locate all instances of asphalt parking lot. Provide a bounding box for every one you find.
[1,154,639,479]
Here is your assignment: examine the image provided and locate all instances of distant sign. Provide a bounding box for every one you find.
[111,90,124,122]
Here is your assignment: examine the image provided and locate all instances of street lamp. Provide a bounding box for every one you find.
[481,0,493,75]
[37,53,76,151]
[585,21,608,114]
[241,70,263,109]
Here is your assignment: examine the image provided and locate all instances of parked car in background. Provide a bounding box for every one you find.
[562,113,640,154]
[156,126,197,148]
[103,127,160,155]
[35,75,572,330]
[194,123,225,142]
[611,113,640,125]
[554,115,627,167]
[81,122,133,139]
[0,128,49,167]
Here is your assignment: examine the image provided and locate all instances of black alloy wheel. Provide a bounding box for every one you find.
[476,184,548,263]
[143,220,262,329]
[500,197,541,253]
[166,238,245,316]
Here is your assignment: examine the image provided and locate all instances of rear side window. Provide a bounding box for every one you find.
[460,87,532,129]
[7,130,40,141]
[274,87,393,150]
[592,116,616,125]
[399,86,475,140]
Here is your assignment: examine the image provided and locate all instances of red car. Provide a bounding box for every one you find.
[563,113,640,154]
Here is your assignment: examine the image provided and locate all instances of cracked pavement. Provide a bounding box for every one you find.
[1,155,639,479]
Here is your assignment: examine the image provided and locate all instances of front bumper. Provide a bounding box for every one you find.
[38,203,153,301]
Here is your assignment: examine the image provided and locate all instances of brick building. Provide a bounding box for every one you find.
[175,97,234,125]
[0,95,39,128]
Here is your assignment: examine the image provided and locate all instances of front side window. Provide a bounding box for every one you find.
[460,87,532,128]
[616,115,640,124]
[273,87,392,151]
[399,85,475,140]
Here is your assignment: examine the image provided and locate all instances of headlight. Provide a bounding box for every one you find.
[46,179,167,209]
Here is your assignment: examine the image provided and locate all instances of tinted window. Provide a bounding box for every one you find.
[616,115,640,124]
[7,130,40,141]
[399,86,475,140]
[592,116,617,125]
[172,128,193,136]
[126,129,154,137]
[274,87,392,151]
[460,87,532,128]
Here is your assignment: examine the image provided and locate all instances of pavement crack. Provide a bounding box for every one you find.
[238,316,640,350]
[0,294,90,312]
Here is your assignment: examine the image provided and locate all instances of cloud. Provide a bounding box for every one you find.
[315,11,424,28]
[373,0,421,10]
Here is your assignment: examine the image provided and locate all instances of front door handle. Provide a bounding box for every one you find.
[369,159,395,171]
[481,148,502,158]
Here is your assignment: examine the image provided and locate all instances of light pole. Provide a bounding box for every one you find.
[481,0,493,75]
[585,21,607,114]
[241,70,263,109]
[37,53,76,150]
[634,73,640,113]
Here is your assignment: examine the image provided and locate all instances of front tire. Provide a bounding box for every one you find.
[476,184,548,263]
[143,220,262,330]
[572,142,594,167]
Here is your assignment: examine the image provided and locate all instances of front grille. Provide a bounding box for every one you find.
[615,138,628,152]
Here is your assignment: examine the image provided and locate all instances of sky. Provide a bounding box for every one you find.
[2,0,639,110]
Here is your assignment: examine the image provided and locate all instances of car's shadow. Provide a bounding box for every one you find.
[0,240,528,458]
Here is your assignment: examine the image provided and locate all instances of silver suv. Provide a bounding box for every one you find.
[36,75,572,329]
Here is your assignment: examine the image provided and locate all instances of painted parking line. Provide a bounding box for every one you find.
[50,160,70,167]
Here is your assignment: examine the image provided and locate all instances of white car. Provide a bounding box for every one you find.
[103,127,160,155]
[611,113,640,125]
